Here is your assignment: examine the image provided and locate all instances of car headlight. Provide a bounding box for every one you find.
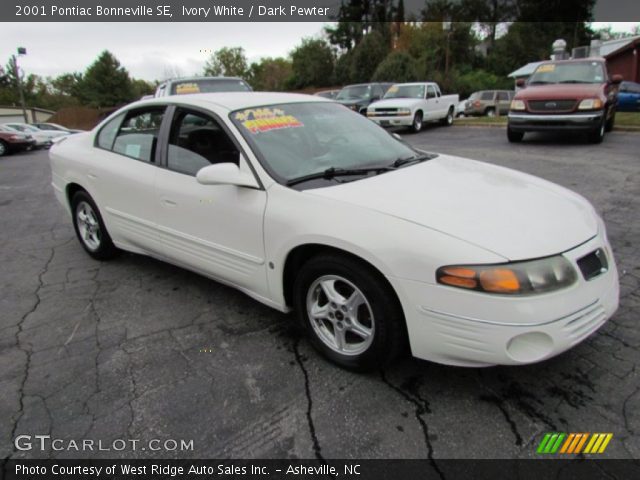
[366,111,376,117]
[436,256,577,295]
[397,108,412,116]
[510,100,526,111]
[578,98,603,110]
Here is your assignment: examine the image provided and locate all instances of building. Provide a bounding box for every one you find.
[508,36,640,84]
[0,105,55,124]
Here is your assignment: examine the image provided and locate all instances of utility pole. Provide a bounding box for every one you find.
[11,47,28,123]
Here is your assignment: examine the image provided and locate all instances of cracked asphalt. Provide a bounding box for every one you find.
[1,126,638,461]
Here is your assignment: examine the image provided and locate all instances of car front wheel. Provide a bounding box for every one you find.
[588,117,606,144]
[71,191,118,260]
[410,111,423,133]
[0,140,8,157]
[293,254,406,370]
[507,127,524,143]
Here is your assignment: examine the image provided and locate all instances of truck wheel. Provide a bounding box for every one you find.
[410,111,423,133]
[588,118,606,144]
[605,111,615,132]
[507,127,524,143]
[486,108,496,117]
[441,107,454,126]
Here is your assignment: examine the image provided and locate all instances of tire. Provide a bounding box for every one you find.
[588,117,606,144]
[441,107,454,126]
[605,111,615,133]
[0,140,8,157]
[410,111,423,133]
[71,191,119,260]
[507,127,524,143]
[486,108,496,117]
[293,253,406,371]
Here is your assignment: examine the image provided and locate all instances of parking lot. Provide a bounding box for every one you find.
[1,126,638,461]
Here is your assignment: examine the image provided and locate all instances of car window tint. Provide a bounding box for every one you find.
[97,114,124,150]
[113,109,165,162]
[480,91,494,100]
[497,92,509,101]
[168,110,239,176]
[426,86,436,99]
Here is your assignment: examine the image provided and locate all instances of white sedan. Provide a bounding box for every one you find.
[49,92,619,370]
[4,122,69,148]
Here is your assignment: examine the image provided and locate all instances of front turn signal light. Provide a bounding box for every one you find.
[578,98,603,110]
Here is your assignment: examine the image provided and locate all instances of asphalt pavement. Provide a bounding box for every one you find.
[1,126,638,461]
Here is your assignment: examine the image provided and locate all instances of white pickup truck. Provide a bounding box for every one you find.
[366,82,459,133]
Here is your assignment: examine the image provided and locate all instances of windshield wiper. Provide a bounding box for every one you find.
[392,153,437,168]
[559,80,591,84]
[286,166,394,186]
[529,81,550,85]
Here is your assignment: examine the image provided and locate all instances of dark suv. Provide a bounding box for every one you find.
[336,83,393,114]
[507,58,621,143]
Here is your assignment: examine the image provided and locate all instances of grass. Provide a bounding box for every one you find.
[455,111,640,129]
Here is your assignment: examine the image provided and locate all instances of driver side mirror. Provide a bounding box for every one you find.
[516,78,526,88]
[611,74,623,84]
[196,163,259,189]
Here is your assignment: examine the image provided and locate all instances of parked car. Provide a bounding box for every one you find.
[335,83,393,114]
[455,99,466,117]
[507,58,621,143]
[366,82,459,132]
[154,76,252,97]
[0,126,35,156]
[617,81,640,112]
[314,89,340,100]
[32,122,84,134]
[50,92,619,370]
[464,90,514,116]
[2,123,69,149]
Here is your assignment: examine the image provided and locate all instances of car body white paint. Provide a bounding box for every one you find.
[49,92,619,367]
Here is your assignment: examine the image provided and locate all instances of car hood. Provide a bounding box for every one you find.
[306,155,598,261]
[516,83,604,100]
[369,98,421,109]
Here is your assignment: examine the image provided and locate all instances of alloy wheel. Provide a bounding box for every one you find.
[76,201,102,251]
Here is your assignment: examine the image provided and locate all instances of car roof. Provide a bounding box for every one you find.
[138,92,332,112]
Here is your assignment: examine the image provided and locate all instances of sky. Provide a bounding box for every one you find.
[0,22,637,82]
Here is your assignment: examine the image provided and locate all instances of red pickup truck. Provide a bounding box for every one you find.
[507,58,622,144]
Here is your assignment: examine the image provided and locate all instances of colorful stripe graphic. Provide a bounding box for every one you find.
[537,433,613,454]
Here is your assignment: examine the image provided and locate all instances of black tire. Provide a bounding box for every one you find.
[293,253,406,371]
[410,111,423,133]
[441,107,454,126]
[486,107,496,117]
[71,190,119,260]
[588,117,606,144]
[507,127,524,143]
[605,111,615,133]
[0,140,8,157]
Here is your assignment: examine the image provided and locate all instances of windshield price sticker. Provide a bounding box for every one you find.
[235,108,303,134]
[536,64,556,73]
[175,83,200,94]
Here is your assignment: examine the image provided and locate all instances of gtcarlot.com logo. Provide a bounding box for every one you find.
[537,433,613,455]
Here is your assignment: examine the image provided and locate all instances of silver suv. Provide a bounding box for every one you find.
[464,90,514,116]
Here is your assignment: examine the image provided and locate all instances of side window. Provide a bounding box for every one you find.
[167,109,240,176]
[96,113,124,150]
[426,86,436,99]
[480,91,494,100]
[113,108,165,163]
[497,91,510,101]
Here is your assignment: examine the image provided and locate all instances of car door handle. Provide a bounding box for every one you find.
[162,199,178,207]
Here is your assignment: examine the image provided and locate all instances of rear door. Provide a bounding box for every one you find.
[496,91,511,115]
[425,85,441,120]
[154,106,269,297]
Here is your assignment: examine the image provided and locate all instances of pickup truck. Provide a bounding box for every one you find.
[507,58,622,144]
[366,82,459,133]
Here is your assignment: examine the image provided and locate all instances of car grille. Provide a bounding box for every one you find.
[369,108,398,116]
[528,100,577,113]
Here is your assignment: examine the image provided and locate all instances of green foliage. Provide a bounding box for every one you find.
[248,57,292,91]
[349,31,390,83]
[372,51,420,82]
[203,47,249,78]
[451,68,513,98]
[289,38,335,89]
[78,50,135,108]
[333,50,355,86]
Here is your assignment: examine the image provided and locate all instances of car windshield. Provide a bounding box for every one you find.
[528,61,606,85]
[231,102,419,184]
[384,84,425,99]
[170,79,251,95]
[336,85,371,100]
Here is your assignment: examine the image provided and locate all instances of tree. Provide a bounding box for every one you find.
[372,51,420,82]
[349,31,390,83]
[289,38,335,89]
[50,72,83,97]
[248,57,292,91]
[78,50,134,108]
[203,47,249,78]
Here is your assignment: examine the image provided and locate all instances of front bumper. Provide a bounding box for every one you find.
[368,115,414,127]
[388,234,619,367]
[508,111,604,132]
